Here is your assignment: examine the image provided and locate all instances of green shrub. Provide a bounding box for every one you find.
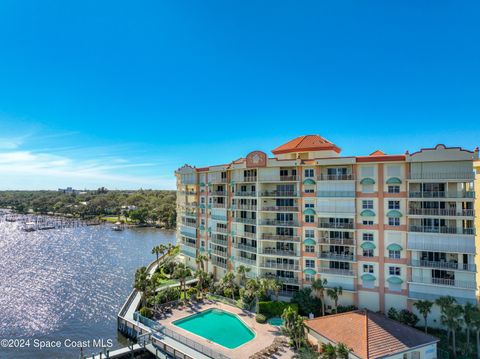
[291,288,323,316]
[255,314,267,323]
[337,305,357,314]
[258,301,298,318]
[139,307,152,318]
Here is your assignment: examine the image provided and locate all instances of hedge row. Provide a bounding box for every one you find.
[258,301,298,318]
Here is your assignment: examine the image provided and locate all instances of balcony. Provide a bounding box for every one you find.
[407,233,475,254]
[260,233,301,242]
[318,221,355,230]
[259,175,300,182]
[185,202,198,207]
[260,261,300,271]
[211,203,227,209]
[318,267,355,276]
[260,191,298,197]
[179,190,197,196]
[234,204,257,211]
[317,174,355,181]
[210,214,227,221]
[410,276,476,289]
[235,256,257,266]
[234,242,257,253]
[211,249,228,258]
[408,172,475,180]
[261,206,299,212]
[408,225,475,235]
[211,190,227,196]
[237,176,257,183]
[318,237,355,246]
[211,227,229,234]
[409,259,476,272]
[261,248,299,257]
[180,229,197,238]
[234,191,257,197]
[180,247,196,258]
[242,232,257,239]
[408,191,475,199]
[181,240,197,248]
[210,236,228,247]
[408,208,474,217]
[233,217,256,225]
[209,178,228,184]
[317,191,355,198]
[318,252,355,262]
[260,219,299,227]
[211,258,228,269]
[261,274,299,284]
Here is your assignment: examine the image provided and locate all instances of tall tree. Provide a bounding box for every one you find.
[471,310,480,359]
[196,253,208,272]
[463,302,478,347]
[172,263,192,302]
[311,278,328,316]
[326,286,343,313]
[413,300,433,333]
[440,303,463,358]
[134,266,149,307]
[221,272,237,300]
[236,265,251,286]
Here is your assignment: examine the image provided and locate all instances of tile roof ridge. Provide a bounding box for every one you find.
[365,309,370,359]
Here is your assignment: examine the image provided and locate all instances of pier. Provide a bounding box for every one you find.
[0,212,103,231]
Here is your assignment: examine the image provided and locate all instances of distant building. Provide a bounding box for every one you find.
[305,310,438,359]
[58,187,79,194]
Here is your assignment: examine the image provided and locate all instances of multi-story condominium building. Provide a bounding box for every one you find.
[175,135,479,322]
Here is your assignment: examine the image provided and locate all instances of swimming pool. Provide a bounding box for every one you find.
[173,308,255,349]
[267,317,284,326]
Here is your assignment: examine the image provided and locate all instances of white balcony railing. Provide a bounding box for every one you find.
[408,226,475,235]
[408,172,475,180]
[260,233,301,242]
[409,259,476,272]
[410,276,476,289]
[408,191,475,199]
[317,174,355,181]
[408,208,474,217]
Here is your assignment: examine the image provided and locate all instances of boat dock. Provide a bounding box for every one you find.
[0,212,102,231]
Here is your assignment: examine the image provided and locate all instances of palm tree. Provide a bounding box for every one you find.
[282,306,304,350]
[173,263,192,302]
[413,300,433,333]
[245,278,261,313]
[326,286,343,313]
[311,278,328,316]
[336,343,351,359]
[134,266,149,307]
[221,272,237,300]
[196,253,208,272]
[236,265,251,286]
[440,303,463,358]
[195,269,208,299]
[271,279,282,302]
[436,296,457,342]
[320,343,336,359]
[151,245,163,264]
[463,302,478,347]
[471,310,480,359]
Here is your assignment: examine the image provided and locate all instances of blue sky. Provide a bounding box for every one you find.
[0,1,479,190]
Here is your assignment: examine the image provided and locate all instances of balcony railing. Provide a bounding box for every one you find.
[234,242,257,253]
[181,240,197,248]
[234,256,257,266]
[260,233,301,242]
[318,221,355,229]
[318,252,355,261]
[211,191,227,196]
[260,262,300,271]
[318,237,355,246]
[233,217,256,225]
[317,191,355,198]
[260,219,299,227]
[211,203,227,209]
[179,190,197,196]
[261,206,299,212]
[242,232,257,239]
[408,225,475,235]
[260,191,298,197]
[210,237,228,247]
[261,274,299,284]
[185,202,198,207]
[318,267,355,276]
[409,259,476,272]
[408,208,474,217]
[259,175,300,182]
[209,178,228,184]
[410,276,476,289]
[180,229,197,238]
[408,172,475,180]
[211,258,228,269]
[237,176,257,183]
[234,204,257,210]
[317,174,355,181]
[211,227,229,234]
[234,191,257,197]
[261,248,299,257]
[210,215,227,221]
[211,249,228,257]
[408,191,475,199]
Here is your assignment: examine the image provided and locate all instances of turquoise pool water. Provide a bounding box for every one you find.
[267,317,284,326]
[173,308,255,349]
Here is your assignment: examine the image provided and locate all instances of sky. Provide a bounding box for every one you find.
[0,1,479,190]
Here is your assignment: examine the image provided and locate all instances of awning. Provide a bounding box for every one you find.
[360,178,375,185]
[304,268,317,276]
[361,273,376,281]
[386,177,402,184]
[387,276,404,284]
[360,242,376,250]
[303,178,316,185]
[199,204,206,209]
[387,243,403,251]
[386,210,402,218]
[199,225,205,231]
[303,208,316,215]
[200,182,206,187]
[360,209,375,217]
[303,238,316,246]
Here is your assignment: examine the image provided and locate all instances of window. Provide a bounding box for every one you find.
[305,229,315,238]
[388,218,400,226]
[363,249,374,257]
[304,169,314,178]
[305,245,315,253]
[388,185,400,194]
[363,233,374,241]
[305,215,314,223]
[389,266,401,276]
[305,273,314,282]
[362,220,374,225]
[363,264,374,273]
[389,250,401,259]
[362,200,373,209]
[305,203,314,209]
[388,201,400,210]
[304,188,315,194]
[305,259,315,268]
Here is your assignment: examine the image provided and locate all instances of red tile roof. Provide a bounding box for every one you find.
[369,150,386,156]
[305,310,438,359]
[272,135,341,155]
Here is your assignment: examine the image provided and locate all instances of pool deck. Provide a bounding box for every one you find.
[156,300,295,359]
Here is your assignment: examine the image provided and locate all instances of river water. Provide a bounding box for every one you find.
[0,219,175,358]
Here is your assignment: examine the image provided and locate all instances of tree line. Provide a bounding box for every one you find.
[0,188,177,229]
